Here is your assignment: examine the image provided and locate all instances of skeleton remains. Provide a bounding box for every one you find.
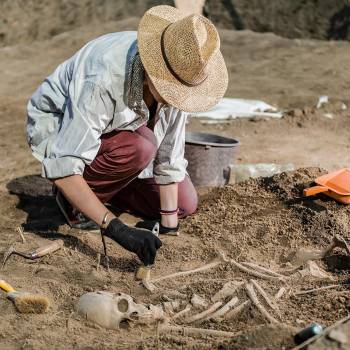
[80,232,346,336]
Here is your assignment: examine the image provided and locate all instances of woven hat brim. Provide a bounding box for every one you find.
[138,5,228,113]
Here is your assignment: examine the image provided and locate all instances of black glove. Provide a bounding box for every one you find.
[135,220,180,236]
[103,218,162,265]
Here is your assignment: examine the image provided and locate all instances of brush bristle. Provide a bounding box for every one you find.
[13,294,50,314]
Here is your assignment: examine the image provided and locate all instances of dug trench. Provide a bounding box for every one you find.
[0,167,349,349]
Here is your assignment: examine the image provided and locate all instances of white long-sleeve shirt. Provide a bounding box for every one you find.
[27,31,188,184]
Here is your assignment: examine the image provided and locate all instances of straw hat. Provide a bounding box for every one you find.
[138,5,228,113]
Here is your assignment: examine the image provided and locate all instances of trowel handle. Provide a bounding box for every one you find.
[32,240,64,258]
[304,186,328,197]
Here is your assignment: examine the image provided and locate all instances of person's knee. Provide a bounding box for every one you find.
[179,186,198,217]
[133,136,157,170]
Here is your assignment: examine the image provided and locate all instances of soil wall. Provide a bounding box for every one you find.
[1,0,350,48]
[206,0,350,40]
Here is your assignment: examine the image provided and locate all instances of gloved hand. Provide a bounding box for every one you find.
[103,218,162,265]
[135,220,180,236]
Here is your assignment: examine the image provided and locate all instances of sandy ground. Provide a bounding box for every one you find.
[0,17,350,350]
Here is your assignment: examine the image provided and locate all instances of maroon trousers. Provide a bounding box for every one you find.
[83,126,197,219]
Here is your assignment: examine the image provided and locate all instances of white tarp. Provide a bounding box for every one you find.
[189,98,283,119]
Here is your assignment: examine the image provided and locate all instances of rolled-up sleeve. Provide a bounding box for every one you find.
[42,80,113,179]
[153,109,188,185]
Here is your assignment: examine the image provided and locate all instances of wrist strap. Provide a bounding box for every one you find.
[160,208,179,216]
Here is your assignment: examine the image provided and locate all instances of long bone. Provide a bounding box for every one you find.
[241,262,284,278]
[159,324,236,338]
[183,301,223,324]
[150,251,228,283]
[231,260,283,281]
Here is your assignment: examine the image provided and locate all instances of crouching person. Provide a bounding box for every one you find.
[26,5,228,265]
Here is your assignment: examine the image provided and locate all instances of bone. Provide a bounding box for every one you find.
[163,300,182,315]
[224,299,250,320]
[204,297,239,321]
[224,285,286,321]
[163,290,188,300]
[159,324,236,338]
[250,279,281,315]
[183,301,223,324]
[151,251,228,283]
[172,304,192,321]
[289,261,334,281]
[274,287,286,300]
[190,294,208,308]
[211,281,243,302]
[293,284,350,296]
[245,283,279,324]
[231,260,282,281]
[241,262,284,278]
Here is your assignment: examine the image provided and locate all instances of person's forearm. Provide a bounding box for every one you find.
[159,183,178,228]
[54,175,115,227]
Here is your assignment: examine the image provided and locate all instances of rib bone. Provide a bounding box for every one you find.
[183,301,223,324]
[204,297,238,321]
[250,279,281,315]
[245,283,279,324]
[172,304,192,321]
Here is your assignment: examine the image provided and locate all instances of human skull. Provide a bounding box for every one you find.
[76,291,164,329]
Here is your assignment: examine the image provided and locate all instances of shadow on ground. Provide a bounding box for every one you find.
[6,175,137,272]
[7,174,64,231]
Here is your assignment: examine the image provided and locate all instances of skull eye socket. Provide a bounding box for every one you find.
[117,298,129,312]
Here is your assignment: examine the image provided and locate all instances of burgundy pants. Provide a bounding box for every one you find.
[83,126,198,219]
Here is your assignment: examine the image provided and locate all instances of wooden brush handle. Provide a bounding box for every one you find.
[0,279,15,293]
[32,240,64,258]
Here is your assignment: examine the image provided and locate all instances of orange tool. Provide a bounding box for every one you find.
[304,168,350,204]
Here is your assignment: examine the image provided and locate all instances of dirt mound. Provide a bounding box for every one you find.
[181,167,350,263]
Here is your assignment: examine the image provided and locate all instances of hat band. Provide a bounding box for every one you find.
[161,25,208,87]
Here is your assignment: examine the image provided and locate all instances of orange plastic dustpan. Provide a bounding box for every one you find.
[304,168,350,204]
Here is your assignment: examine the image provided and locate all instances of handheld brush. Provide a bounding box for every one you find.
[0,279,50,313]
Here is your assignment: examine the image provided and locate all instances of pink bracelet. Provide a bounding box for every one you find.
[160,208,179,215]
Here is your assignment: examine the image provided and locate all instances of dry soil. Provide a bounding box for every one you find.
[0,7,350,350]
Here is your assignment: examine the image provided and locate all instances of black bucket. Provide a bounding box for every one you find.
[185,132,240,187]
